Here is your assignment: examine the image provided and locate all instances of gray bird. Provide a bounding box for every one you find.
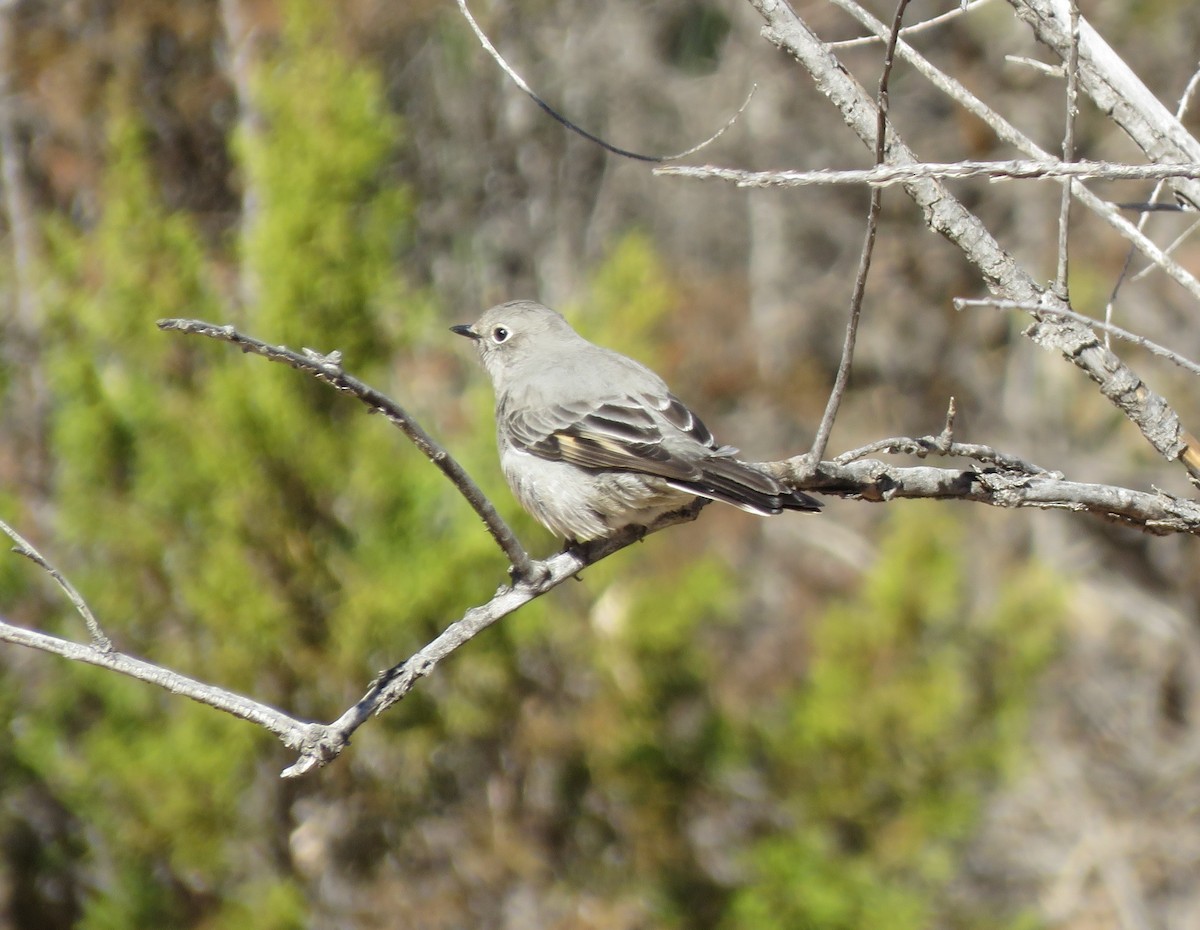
[452,300,821,542]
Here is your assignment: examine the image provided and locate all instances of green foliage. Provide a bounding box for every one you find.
[572,229,677,356]
[29,2,495,925]
[723,509,1061,930]
[236,0,414,358]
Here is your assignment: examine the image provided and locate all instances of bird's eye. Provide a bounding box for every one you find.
[491,326,510,343]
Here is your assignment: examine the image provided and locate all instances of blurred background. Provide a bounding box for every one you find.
[0,0,1199,927]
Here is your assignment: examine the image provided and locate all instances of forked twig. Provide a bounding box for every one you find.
[0,519,112,651]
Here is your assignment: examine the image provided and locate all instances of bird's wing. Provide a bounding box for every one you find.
[502,389,820,514]
[503,392,727,481]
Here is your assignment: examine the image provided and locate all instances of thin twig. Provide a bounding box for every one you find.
[0,519,112,651]
[1106,61,1200,332]
[454,0,754,163]
[1005,55,1063,77]
[1129,218,1200,282]
[834,396,1055,474]
[939,396,958,447]
[954,298,1200,377]
[1053,0,1080,301]
[835,436,1054,475]
[829,0,993,49]
[157,319,539,580]
[806,0,910,467]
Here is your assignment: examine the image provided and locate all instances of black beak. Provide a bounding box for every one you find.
[450,324,479,340]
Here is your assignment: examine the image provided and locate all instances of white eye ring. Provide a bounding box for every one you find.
[491,326,510,343]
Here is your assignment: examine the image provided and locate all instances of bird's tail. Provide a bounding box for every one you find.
[667,458,821,516]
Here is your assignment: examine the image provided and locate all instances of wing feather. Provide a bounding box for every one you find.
[501,391,821,513]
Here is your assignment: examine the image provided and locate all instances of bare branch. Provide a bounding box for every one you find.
[1106,61,1200,336]
[0,614,314,741]
[956,298,1200,377]
[744,0,1197,481]
[1128,218,1200,283]
[280,505,706,777]
[829,0,995,50]
[1005,55,1064,78]
[1008,0,1200,211]
[805,459,1200,536]
[156,318,538,581]
[657,159,1200,188]
[661,161,1200,301]
[0,539,308,745]
[788,0,1200,304]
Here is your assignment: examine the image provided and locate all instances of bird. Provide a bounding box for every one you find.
[451,300,821,543]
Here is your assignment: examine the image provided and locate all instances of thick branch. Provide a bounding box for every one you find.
[805,459,1200,535]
